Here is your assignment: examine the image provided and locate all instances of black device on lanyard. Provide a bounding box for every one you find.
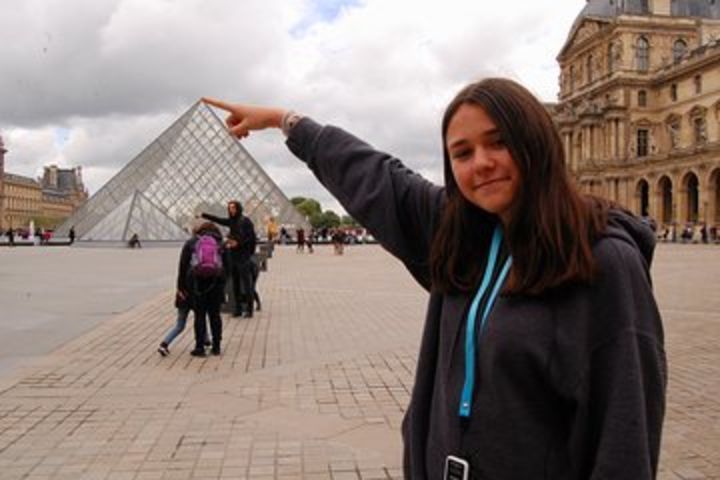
[444,455,469,480]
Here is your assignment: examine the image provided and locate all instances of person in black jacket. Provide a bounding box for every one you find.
[201,78,666,479]
[201,201,257,317]
[177,221,226,356]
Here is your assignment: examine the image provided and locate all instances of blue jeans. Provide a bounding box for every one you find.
[162,307,190,346]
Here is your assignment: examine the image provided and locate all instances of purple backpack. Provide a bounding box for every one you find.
[190,235,223,278]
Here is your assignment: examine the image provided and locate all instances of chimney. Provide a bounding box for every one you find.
[74,166,84,190]
[49,165,58,188]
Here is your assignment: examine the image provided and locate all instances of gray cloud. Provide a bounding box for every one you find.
[0,0,585,215]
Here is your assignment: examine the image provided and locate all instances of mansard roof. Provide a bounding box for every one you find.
[560,0,720,58]
[576,0,720,22]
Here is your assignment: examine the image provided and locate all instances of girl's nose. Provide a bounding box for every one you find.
[473,148,495,171]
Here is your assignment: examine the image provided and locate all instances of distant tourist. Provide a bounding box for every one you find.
[296,227,305,253]
[6,228,14,247]
[69,226,76,245]
[265,216,277,258]
[331,229,345,255]
[128,233,142,249]
[201,201,257,318]
[692,223,702,244]
[266,216,278,244]
[306,228,314,253]
[203,78,666,478]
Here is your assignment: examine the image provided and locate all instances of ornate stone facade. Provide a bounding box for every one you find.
[0,135,87,230]
[1,173,43,231]
[553,0,720,228]
[0,134,6,231]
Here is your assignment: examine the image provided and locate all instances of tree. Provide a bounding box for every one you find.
[291,197,322,220]
[310,210,341,229]
[341,215,359,227]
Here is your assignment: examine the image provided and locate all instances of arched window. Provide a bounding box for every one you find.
[636,36,650,72]
[694,75,702,94]
[673,39,687,62]
[638,90,647,107]
[683,172,699,222]
[587,55,594,83]
[636,180,650,217]
[570,65,575,91]
[607,43,614,73]
[670,83,678,101]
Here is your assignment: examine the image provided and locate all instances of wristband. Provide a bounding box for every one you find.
[281,110,304,136]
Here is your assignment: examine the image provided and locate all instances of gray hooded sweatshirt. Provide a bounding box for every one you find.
[286,118,666,480]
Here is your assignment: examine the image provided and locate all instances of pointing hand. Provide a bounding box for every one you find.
[201,97,286,139]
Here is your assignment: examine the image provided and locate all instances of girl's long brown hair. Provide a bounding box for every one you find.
[430,78,608,296]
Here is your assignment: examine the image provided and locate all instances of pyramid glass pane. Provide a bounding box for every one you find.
[82,194,134,241]
[57,102,309,241]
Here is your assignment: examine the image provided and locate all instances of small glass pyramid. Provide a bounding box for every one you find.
[56,101,309,242]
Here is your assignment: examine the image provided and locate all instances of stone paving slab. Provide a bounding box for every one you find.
[0,243,718,479]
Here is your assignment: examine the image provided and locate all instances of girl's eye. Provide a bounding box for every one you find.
[489,138,506,149]
[452,149,472,160]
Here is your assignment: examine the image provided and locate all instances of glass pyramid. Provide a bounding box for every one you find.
[56,101,309,242]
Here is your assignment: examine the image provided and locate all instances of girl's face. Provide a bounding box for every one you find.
[446,103,521,225]
[228,203,238,216]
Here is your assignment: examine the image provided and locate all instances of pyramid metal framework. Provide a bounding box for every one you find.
[56,101,309,242]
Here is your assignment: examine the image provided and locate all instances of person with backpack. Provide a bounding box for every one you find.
[250,252,262,312]
[201,201,257,318]
[177,221,226,356]
[157,220,211,357]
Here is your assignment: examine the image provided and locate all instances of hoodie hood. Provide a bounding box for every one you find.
[228,201,243,218]
[604,208,656,269]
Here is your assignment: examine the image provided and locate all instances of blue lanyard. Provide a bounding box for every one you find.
[459,224,513,418]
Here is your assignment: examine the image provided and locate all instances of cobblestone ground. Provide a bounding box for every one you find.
[0,243,718,479]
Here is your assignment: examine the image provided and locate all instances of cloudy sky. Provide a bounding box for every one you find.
[0,0,586,214]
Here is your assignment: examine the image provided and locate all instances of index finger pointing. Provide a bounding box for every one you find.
[202,97,233,112]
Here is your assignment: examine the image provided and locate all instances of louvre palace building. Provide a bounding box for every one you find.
[552,0,720,228]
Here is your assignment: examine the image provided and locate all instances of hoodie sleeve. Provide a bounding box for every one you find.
[201,212,231,227]
[286,118,445,289]
[566,238,666,479]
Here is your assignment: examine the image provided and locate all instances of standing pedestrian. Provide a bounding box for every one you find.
[296,227,305,253]
[201,201,257,317]
[306,228,314,253]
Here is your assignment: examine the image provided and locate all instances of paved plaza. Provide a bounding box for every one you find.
[0,243,718,479]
